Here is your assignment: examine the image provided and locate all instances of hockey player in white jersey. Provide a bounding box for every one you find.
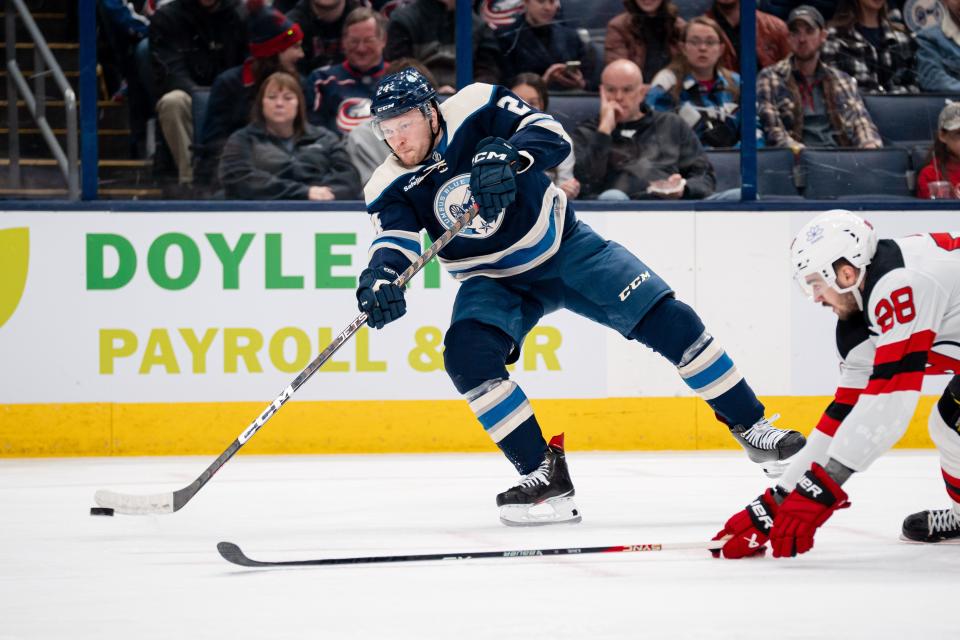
[358,68,805,526]
[713,210,960,558]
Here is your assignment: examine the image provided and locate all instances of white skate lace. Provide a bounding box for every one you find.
[517,460,551,489]
[741,414,786,450]
[929,509,960,533]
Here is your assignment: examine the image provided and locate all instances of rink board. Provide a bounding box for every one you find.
[0,209,954,456]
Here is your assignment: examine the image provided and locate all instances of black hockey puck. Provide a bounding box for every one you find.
[90,507,115,516]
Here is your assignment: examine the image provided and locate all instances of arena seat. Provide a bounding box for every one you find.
[799,148,914,199]
[706,148,800,197]
[547,94,600,136]
[863,94,960,147]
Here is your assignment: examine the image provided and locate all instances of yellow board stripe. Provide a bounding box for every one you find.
[0,396,937,457]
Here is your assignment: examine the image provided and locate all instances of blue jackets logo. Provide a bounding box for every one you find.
[434,174,503,239]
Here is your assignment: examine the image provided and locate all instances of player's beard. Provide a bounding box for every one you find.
[826,292,860,320]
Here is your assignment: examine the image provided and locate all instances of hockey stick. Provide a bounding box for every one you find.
[217,539,725,568]
[94,204,480,515]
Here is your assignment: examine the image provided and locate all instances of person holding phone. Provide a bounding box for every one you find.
[495,0,593,90]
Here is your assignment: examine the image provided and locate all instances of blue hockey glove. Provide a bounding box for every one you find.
[470,136,521,215]
[356,266,406,330]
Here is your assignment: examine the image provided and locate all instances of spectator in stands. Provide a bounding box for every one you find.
[286,0,366,75]
[605,0,684,83]
[496,0,593,90]
[821,0,918,94]
[509,73,580,198]
[707,0,790,71]
[149,0,247,186]
[385,0,502,90]
[572,59,716,200]
[220,72,361,199]
[916,0,960,92]
[98,0,152,158]
[646,16,757,148]
[345,58,435,182]
[194,0,305,189]
[306,8,388,135]
[917,101,960,199]
[757,5,882,150]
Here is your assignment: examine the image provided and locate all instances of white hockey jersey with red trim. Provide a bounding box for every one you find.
[811,234,960,472]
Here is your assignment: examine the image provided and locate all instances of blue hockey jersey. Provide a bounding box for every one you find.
[306,60,386,134]
[363,83,573,281]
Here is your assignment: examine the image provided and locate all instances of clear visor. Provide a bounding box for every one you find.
[372,104,431,141]
[795,270,832,298]
[795,265,864,299]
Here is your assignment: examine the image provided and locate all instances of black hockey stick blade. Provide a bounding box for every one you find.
[217,539,725,568]
[94,205,481,516]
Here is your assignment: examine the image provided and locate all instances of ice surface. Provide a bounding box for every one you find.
[1,451,957,639]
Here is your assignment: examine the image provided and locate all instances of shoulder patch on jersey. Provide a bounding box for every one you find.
[650,69,678,91]
[364,155,419,207]
[440,83,497,142]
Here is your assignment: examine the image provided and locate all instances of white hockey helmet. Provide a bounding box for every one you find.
[791,209,878,299]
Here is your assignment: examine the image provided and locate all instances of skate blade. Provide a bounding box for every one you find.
[499,496,582,527]
[899,534,960,544]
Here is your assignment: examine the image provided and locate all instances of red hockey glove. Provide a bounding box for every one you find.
[711,488,779,559]
[770,463,850,558]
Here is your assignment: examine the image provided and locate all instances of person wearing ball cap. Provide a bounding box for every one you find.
[756,4,882,151]
[194,0,306,189]
[916,101,960,199]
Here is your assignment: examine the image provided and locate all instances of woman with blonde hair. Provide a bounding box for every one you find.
[645,16,756,148]
[219,71,361,200]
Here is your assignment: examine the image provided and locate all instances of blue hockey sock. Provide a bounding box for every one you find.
[630,297,764,429]
[466,379,546,474]
[676,334,764,428]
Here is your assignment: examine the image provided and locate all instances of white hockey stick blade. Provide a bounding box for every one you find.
[94,489,175,515]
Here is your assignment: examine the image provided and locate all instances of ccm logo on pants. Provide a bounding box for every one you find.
[619,271,651,301]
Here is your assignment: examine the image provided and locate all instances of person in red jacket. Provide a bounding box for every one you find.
[916,102,960,200]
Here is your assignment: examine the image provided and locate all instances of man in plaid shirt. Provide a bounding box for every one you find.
[820,0,918,95]
[757,5,882,150]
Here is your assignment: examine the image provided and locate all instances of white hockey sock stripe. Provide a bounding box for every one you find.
[468,380,534,444]
[677,339,723,378]
[468,380,515,415]
[678,342,744,401]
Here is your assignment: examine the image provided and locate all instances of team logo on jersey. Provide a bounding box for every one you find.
[434,174,504,239]
[335,97,372,134]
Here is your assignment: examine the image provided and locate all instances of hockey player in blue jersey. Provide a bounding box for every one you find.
[356,68,806,526]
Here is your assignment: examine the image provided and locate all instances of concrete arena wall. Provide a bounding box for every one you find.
[0,208,952,457]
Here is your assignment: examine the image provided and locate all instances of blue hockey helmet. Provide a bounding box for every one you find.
[370,69,437,139]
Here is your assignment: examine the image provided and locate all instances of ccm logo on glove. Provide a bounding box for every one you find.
[473,150,510,163]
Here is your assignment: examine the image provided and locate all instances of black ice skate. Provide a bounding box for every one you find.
[730,414,806,479]
[496,433,581,527]
[901,509,960,543]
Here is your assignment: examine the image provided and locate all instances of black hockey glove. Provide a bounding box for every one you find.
[356,266,406,330]
[469,136,521,215]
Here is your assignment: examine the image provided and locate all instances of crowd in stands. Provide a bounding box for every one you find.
[94,0,960,200]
